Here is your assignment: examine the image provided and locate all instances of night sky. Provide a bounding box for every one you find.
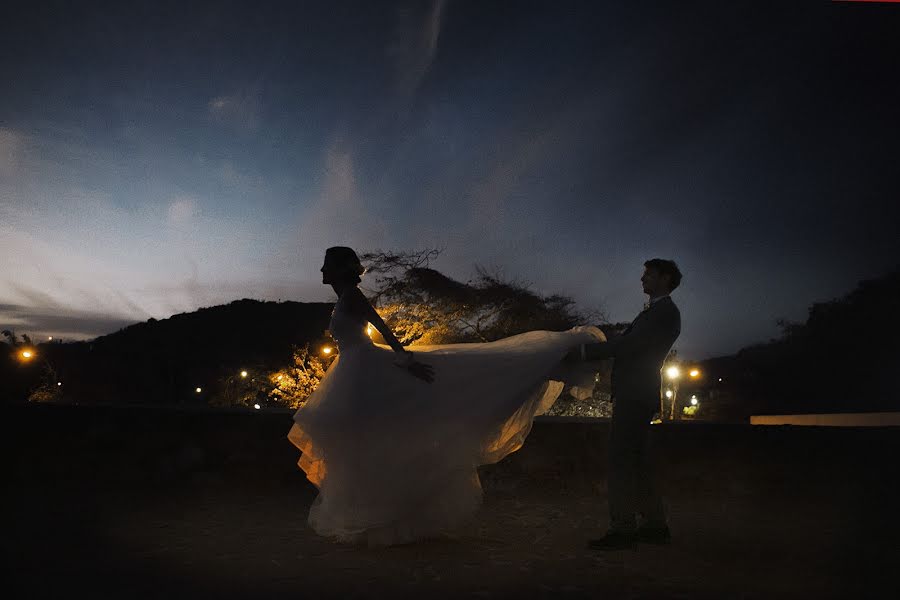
[2,1,898,358]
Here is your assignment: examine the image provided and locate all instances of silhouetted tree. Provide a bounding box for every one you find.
[713,268,900,414]
[360,249,603,345]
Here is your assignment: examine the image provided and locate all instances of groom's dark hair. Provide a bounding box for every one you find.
[644,258,682,291]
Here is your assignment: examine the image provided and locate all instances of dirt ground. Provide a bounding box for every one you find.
[4,405,897,598]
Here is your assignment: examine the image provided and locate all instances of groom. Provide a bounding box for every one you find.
[572,258,682,550]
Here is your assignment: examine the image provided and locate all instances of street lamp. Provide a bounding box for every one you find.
[665,365,680,420]
[689,368,700,378]
[240,370,248,378]
[322,346,333,356]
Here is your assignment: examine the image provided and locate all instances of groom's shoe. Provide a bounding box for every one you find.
[634,524,671,545]
[587,530,637,551]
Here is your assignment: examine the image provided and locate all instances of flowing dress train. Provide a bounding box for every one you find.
[288,295,605,545]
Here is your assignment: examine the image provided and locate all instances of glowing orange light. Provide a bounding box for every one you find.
[20,350,34,360]
[322,346,333,355]
[240,370,248,378]
[689,369,700,378]
[366,325,374,337]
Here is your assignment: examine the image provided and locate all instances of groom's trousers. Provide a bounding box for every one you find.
[608,394,666,533]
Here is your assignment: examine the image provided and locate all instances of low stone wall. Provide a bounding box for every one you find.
[7,403,898,496]
[751,412,900,426]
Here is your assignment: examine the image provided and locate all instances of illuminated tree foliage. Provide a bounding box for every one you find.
[266,344,330,409]
[28,363,63,403]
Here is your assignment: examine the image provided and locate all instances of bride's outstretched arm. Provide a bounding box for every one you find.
[345,287,434,382]
[346,288,404,352]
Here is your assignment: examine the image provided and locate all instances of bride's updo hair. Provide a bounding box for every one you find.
[325,246,365,284]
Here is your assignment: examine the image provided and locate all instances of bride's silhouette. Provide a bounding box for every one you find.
[287,246,604,546]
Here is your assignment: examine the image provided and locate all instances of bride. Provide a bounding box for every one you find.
[288,246,605,546]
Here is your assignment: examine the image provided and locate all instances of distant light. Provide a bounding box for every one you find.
[253,403,261,410]
[665,390,673,399]
[195,387,202,393]
[240,370,248,378]
[48,336,53,341]
[718,378,723,382]
[20,350,33,360]
[322,346,333,355]
[277,374,283,380]
[57,382,62,386]
[690,395,698,406]
[665,366,680,379]
[689,369,700,378]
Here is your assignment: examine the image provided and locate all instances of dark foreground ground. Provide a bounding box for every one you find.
[4,404,898,599]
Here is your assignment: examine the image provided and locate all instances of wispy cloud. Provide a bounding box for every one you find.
[293,135,391,265]
[0,224,150,319]
[207,88,261,131]
[389,0,447,97]
[167,195,201,228]
[0,302,138,340]
[298,137,358,248]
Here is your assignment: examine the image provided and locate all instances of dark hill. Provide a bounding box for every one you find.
[93,299,333,363]
[699,269,899,416]
[3,299,334,405]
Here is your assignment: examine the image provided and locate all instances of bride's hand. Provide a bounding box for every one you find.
[394,350,435,383]
[408,360,435,383]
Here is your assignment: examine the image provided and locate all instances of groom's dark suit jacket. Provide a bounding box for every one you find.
[584,296,681,406]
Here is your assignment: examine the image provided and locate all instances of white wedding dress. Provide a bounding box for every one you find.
[288,292,605,546]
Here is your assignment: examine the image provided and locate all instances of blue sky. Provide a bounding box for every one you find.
[2,1,898,358]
